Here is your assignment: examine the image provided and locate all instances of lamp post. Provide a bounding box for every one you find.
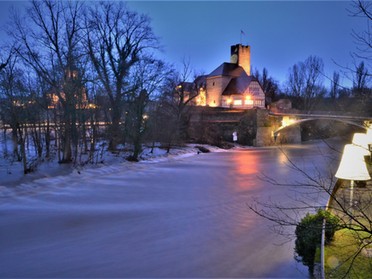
[335,144,371,208]
[366,128,372,155]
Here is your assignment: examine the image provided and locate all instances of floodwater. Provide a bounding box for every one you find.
[0,141,341,278]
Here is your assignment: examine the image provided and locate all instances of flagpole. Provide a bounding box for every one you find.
[240,30,246,45]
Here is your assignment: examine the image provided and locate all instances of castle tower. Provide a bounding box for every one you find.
[230,44,251,76]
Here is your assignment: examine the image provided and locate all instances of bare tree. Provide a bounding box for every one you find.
[0,53,32,173]
[349,0,372,61]
[85,2,158,151]
[286,55,326,112]
[352,61,371,98]
[125,57,170,161]
[9,0,86,163]
[254,67,280,106]
[155,59,200,152]
[0,56,21,162]
[330,71,340,99]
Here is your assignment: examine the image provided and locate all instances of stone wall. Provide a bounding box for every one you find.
[187,107,301,147]
[188,107,256,145]
[205,76,231,107]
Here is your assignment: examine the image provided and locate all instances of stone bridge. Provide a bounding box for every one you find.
[258,110,372,146]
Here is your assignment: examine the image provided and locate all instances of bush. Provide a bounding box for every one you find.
[295,209,339,277]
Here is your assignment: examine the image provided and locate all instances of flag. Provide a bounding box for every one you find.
[241,30,245,35]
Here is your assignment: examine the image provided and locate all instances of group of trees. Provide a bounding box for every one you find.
[0,0,192,172]
[254,56,371,113]
[254,0,372,113]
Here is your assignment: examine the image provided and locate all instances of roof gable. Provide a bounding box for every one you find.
[208,63,245,78]
[222,72,260,96]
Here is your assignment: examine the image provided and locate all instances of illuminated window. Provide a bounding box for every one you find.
[245,99,254,105]
[234,100,242,106]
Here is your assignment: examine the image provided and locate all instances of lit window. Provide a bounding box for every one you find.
[245,99,253,105]
[234,100,242,106]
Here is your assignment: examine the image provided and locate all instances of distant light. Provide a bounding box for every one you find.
[281,116,295,127]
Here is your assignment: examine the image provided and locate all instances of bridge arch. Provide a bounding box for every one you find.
[273,117,368,137]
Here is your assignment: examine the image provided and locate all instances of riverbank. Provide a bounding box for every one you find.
[1,138,346,196]
[0,143,229,194]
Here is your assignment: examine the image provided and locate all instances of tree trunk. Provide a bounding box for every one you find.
[11,125,21,161]
[108,105,122,151]
[61,111,72,163]
[17,127,28,174]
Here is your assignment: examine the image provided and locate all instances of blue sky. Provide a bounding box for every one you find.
[0,1,367,88]
[127,1,366,88]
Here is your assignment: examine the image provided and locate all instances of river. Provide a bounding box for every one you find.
[0,140,342,278]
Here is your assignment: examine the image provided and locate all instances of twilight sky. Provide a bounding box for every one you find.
[0,1,367,88]
[127,1,366,88]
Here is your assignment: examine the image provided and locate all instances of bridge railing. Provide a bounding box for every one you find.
[269,108,372,120]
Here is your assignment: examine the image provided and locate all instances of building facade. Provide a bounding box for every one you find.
[193,44,266,109]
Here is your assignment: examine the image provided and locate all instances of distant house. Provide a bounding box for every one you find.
[191,44,266,109]
[47,67,90,110]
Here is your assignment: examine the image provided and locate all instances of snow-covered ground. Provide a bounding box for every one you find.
[0,140,227,196]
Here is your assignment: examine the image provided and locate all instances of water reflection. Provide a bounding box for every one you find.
[230,148,290,192]
[232,150,260,175]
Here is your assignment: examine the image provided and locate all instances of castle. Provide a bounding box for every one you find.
[191,43,266,109]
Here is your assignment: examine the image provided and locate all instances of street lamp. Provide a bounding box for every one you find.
[352,133,371,156]
[335,144,371,207]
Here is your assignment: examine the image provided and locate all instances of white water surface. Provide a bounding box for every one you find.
[0,141,340,278]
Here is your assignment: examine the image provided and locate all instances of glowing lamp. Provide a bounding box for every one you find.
[335,144,370,181]
[367,128,372,139]
[352,133,370,156]
[335,144,371,207]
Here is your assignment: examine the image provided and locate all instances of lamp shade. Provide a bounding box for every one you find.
[352,133,370,156]
[367,128,372,144]
[335,144,371,181]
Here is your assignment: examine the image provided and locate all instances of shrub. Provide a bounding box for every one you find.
[295,209,339,277]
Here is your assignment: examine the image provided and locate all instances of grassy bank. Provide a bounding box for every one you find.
[325,228,372,278]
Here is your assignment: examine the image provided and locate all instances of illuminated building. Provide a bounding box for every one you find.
[193,43,266,109]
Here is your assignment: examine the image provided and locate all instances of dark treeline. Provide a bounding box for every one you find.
[0,0,195,173]
[255,57,371,114]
